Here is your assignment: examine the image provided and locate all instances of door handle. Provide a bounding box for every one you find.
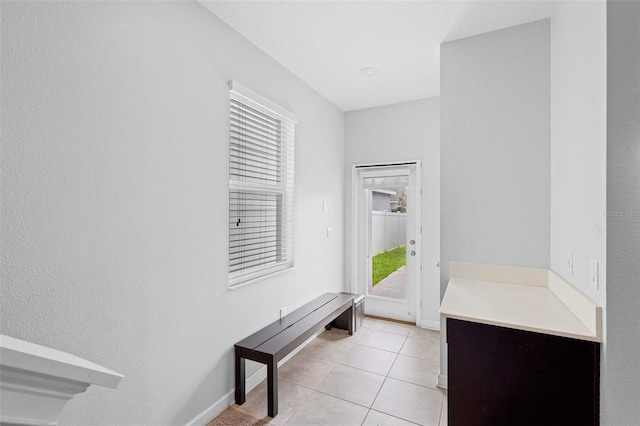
[410,250,416,256]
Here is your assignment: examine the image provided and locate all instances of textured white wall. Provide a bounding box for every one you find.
[0,2,344,425]
[439,20,551,385]
[344,98,440,328]
[550,1,606,306]
[604,0,640,423]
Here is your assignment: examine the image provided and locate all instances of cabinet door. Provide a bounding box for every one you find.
[447,318,599,426]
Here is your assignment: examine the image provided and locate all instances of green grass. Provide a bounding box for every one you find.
[372,246,406,286]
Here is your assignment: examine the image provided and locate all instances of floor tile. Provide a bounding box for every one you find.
[279,352,336,389]
[440,395,448,426]
[363,317,377,328]
[372,378,444,426]
[388,354,439,389]
[358,329,407,353]
[400,336,439,362]
[350,328,365,341]
[218,318,442,426]
[319,327,363,343]
[300,334,354,363]
[234,378,312,425]
[316,364,385,407]
[362,409,420,426]
[340,344,398,376]
[370,320,413,336]
[284,391,369,426]
[408,327,440,342]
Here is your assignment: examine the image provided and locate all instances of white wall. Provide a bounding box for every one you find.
[440,20,551,293]
[548,3,608,421]
[604,0,640,423]
[0,2,344,425]
[439,19,551,387]
[344,98,440,328]
[550,1,606,306]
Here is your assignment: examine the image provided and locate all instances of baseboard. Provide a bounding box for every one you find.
[184,330,323,426]
[185,385,235,426]
[437,373,448,390]
[185,367,269,426]
[365,314,415,326]
[419,319,441,331]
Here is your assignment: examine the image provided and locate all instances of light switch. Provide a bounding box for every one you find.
[567,251,574,275]
[326,227,333,238]
[323,200,327,211]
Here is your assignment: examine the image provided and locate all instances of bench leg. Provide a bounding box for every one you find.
[348,306,354,335]
[267,356,278,417]
[235,350,246,405]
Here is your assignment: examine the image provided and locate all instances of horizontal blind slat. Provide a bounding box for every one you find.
[228,87,294,285]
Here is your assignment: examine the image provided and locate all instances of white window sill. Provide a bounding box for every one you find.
[228,266,296,290]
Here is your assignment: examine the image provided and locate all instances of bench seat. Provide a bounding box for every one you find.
[234,292,357,417]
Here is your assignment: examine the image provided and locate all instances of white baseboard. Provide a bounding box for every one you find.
[419,319,441,331]
[437,373,448,390]
[184,330,323,426]
[185,384,235,426]
[185,366,271,426]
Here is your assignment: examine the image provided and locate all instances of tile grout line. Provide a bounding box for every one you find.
[437,392,445,426]
[263,322,443,426]
[279,363,337,426]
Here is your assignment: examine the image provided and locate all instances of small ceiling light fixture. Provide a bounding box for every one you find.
[359,66,379,77]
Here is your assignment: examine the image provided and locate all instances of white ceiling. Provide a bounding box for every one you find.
[201,1,556,111]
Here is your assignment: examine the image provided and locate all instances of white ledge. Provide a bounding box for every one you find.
[1,334,123,426]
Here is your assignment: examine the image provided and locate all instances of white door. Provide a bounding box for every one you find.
[352,163,421,324]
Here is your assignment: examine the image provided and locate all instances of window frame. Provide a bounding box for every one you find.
[228,81,297,288]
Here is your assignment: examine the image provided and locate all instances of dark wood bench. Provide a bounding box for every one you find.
[234,292,357,417]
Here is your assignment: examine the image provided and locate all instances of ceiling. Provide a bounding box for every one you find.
[201,1,556,111]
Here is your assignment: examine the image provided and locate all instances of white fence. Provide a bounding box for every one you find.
[371,211,407,256]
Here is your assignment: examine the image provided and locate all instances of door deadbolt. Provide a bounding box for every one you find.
[410,240,415,245]
[410,250,416,256]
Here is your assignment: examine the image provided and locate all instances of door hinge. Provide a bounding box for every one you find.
[420,264,423,271]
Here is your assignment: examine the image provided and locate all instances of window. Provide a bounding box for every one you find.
[228,81,296,287]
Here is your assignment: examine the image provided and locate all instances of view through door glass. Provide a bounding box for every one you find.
[368,186,408,301]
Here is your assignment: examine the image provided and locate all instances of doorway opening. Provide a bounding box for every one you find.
[352,162,421,324]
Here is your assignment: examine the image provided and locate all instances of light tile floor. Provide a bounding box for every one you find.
[232,317,447,426]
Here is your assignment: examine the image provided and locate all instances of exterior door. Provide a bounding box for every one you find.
[352,163,421,324]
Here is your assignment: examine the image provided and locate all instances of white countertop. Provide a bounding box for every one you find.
[440,263,602,343]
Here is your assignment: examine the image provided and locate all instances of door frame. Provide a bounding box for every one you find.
[350,161,422,326]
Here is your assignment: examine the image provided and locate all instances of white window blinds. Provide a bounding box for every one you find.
[228,82,296,287]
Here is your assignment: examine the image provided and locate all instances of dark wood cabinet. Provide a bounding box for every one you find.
[447,318,600,426]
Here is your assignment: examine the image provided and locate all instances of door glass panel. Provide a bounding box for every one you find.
[368,186,408,301]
